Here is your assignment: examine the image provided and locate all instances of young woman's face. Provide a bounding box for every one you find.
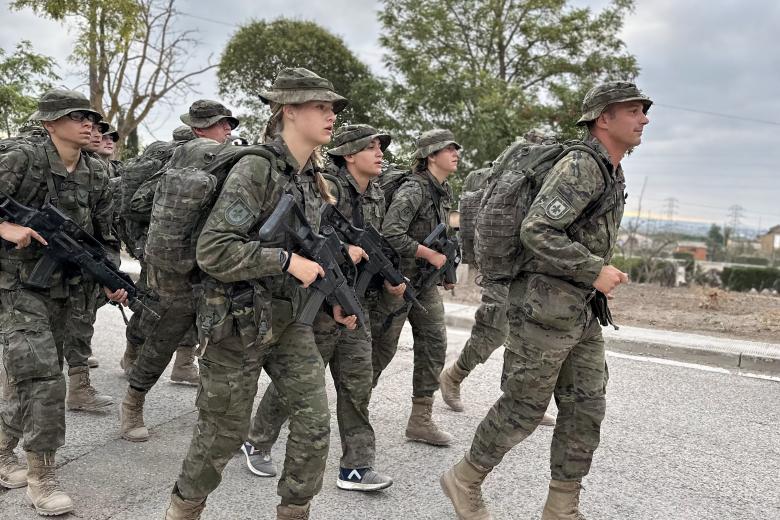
[347,138,384,177]
[287,101,337,146]
[429,144,460,174]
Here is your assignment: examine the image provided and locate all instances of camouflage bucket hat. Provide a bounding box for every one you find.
[96,120,110,134]
[413,128,461,159]
[180,99,239,129]
[260,67,349,114]
[30,89,103,122]
[102,124,119,142]
[576,81,653,126]
[172,124,196,142]
[327,124,391,156]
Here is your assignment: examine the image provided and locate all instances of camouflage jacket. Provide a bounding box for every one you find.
[519,134,626,288]
[462,166,492,193]
[0,139,117,291]
[196,137,325,333]
[381,168,454,278]
[323,165,385,230]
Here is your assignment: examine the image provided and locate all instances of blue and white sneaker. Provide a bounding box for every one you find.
[240,442,276,477]
[336,467,393,492]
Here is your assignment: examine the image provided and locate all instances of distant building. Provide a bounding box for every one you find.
[758,225,780,256]
[675,241,708,261]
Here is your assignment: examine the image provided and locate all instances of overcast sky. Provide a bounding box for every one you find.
[2,0,779,231]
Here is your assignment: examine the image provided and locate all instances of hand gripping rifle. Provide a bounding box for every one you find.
[416,222,461,290]
[0,194,159,320]
[257,194,365,327]
[320,203,426,313]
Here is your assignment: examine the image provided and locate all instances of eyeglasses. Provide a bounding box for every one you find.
[66,111,101,124]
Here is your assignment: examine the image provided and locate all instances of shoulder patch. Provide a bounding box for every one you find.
[544,195,572,220]
[224,198,253,226]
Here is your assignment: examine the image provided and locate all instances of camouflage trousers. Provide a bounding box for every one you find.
[371,284,446,398]
[129,265,197,392]
[455,281,509,373]
[125,261,198,352]
[61,281,105,369]
[249,293,380,469]
[0,287,82,452]
[469,274,608,481]
[176,321,329,506]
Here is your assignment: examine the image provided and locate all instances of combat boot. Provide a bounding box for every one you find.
[405,396,453,446]
[541,479,587,520]
[66,366,113,411]
[120,341,139,377]
[0,429,27,489]
[440,454,493,520]
[170,347,199,385]
[87,355,99,368]
[440,363,469,412]
[540,412,557,427]
[25,451,73,516]
[164,486,206,520]
[120,386,149,442]
[276,502,310,520]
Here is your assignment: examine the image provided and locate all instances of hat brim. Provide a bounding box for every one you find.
[30,106,103,123]
[576,97,653,126]
[180,113,240,130]
[327,133,391,156]
[414,140,461,159]
[260,89,349,114]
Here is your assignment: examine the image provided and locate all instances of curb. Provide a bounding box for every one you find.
[443,302,780,377]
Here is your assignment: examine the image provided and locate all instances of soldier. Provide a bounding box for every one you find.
[119,100,239,444]
[441,81,651,520]
[96,124,122,177]
[372,129,460,446]
[440,131,558,427]
[0,89,127,516]
[243,124,399,492]
[163,68,354,520]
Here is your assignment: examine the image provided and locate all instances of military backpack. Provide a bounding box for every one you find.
[466,140,612,282]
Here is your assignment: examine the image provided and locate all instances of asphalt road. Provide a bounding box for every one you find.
[1,305,778,520]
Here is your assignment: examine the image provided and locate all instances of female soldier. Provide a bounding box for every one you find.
[164,68,355,520]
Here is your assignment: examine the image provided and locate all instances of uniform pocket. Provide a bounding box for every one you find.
[194,359,231,413]
[521,274,586,330]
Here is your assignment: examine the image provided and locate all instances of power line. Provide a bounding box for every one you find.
[655,102,780,127]
[177,12,241,28]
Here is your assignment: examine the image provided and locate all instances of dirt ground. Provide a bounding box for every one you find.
[443,271,780,344]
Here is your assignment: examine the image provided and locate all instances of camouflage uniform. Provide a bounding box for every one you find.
[249,125,391,474]
[168,68,348,517]
[0,90,115,514]
[441,82,652,520]
[372,130,458,398]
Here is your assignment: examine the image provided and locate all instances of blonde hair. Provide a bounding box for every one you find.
[262,103,334,204]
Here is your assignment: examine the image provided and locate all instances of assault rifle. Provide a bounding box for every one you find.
[416,223,461,289]
[258,194,365,327]
[320,203,426,313]
[0,194,158,320]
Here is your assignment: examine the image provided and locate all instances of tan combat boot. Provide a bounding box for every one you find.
[440,363,469,412]
[25,451,73,516]
[440,454,493,520]
[87,355,99,368]
[541,479,586,520]
[120,341,139,377]
[277,502,310,520]
[164,486,206,520]
[539,412,557,427]
[405,396,453,446]
[0,429,27,489]
[120,386,150,442]
[170,347,199,385]
[66,366,114,411]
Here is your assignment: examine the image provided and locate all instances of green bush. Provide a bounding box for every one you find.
[721,266,780,292]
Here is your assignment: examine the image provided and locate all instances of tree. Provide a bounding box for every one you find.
[13,0,216,155]
[0,40,59,137]
[218,19,393,142]
[706,224,726,261]
[380,0,639,178]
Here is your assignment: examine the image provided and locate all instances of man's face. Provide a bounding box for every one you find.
[99,134,116,156]
[428,144,460,174]
[602,101,650,148]
[346,138,384,177]
[45,111,98,148]
[194,118,233,143]
[85,122,103,152]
